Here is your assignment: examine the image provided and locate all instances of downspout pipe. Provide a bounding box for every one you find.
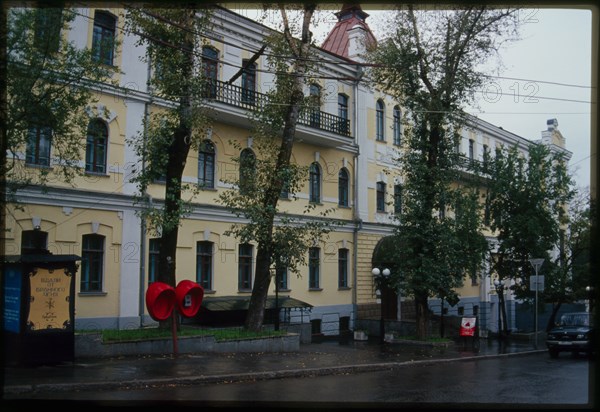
[139,60,153,327]
[352,66,364,323]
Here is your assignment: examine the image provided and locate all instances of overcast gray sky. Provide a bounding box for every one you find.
[230,5,593,190]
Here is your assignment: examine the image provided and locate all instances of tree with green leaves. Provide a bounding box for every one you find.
[124,7,212,300]
[482,143,575,333]
[217,3,341,332]
[542,187,592,330]
[3,6,115,217]
[369,5,520,339]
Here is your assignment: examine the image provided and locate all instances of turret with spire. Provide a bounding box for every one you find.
[321,4,377,62]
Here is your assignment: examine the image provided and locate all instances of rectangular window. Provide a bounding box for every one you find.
[276,265,288,290]
[469,139,475,160]
[482,144,490,171]
[376,100,385,141]
[394,184,402,215]
[238,244,253,291]
[338,94,349,134]
[241,60,256,105]
[196,241,213,290]
[393,106,401,145]
[26,125,52,166]
[81,234,104,292]
[85,119,108,173]
[202,47,219,98]
[148,238,160,284]
[376,181,386,212]
[309,84,321,127]
[338,248,348,288]
[21,230,48,254]
[309,247,320,289]
[198,141,215,189]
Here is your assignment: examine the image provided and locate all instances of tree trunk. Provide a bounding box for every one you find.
[242,4,315,332]
[155,9,195,330]
[415,292,430,339]
[546,302,563,332]
[499,290,509,336]
[243,87,304,332]
[0,7,7,259]
[244,245,273,332]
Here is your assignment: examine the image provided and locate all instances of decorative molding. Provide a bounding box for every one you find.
[32,216,41,229]
[91,221,100,234]
[62,207,73,216]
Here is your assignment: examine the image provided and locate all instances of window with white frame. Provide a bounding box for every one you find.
[81,234,104,292]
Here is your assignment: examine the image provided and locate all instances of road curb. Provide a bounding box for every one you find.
[2,349,545,395]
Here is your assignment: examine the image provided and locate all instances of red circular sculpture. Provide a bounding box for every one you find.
[145,282,176,321]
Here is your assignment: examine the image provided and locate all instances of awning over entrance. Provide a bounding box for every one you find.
[201,295,313,312]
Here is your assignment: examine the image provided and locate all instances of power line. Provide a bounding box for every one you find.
[481,75,594,90]
[66,7,596,106]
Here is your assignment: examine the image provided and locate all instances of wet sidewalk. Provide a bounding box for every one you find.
[3,337,543,397]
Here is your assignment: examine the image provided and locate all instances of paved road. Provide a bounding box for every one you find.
[9,352,594,407]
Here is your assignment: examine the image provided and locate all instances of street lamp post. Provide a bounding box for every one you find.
[529,258,544,349]
[372,267,390,344]
[274,266,280,331]
[493,279,505,338]
[586,286,594,314]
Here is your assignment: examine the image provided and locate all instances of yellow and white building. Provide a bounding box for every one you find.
[4,5,572,337]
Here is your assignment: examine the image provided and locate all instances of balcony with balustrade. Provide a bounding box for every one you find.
[205,80,354,149]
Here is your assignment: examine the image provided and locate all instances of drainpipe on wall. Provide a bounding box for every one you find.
[139,61,153,327]
[351,67,364,320]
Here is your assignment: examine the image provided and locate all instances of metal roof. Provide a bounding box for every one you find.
[201,295,312,312]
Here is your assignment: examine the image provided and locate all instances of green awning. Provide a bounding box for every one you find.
[201,295,312,312]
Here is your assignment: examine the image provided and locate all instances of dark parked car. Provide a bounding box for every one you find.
[546,312,595,358]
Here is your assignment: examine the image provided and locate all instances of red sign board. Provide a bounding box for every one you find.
[459,317,477,337]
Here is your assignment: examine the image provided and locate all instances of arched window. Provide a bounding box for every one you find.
[92,11,116,65]
[338,167,349,206]
[239,148,256,194]
[309,162,321,203]
[198,140,215,188]
[202,46,219,97]
[393,105,402,145]
[86,119,108,173]
[376,99,385,141]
